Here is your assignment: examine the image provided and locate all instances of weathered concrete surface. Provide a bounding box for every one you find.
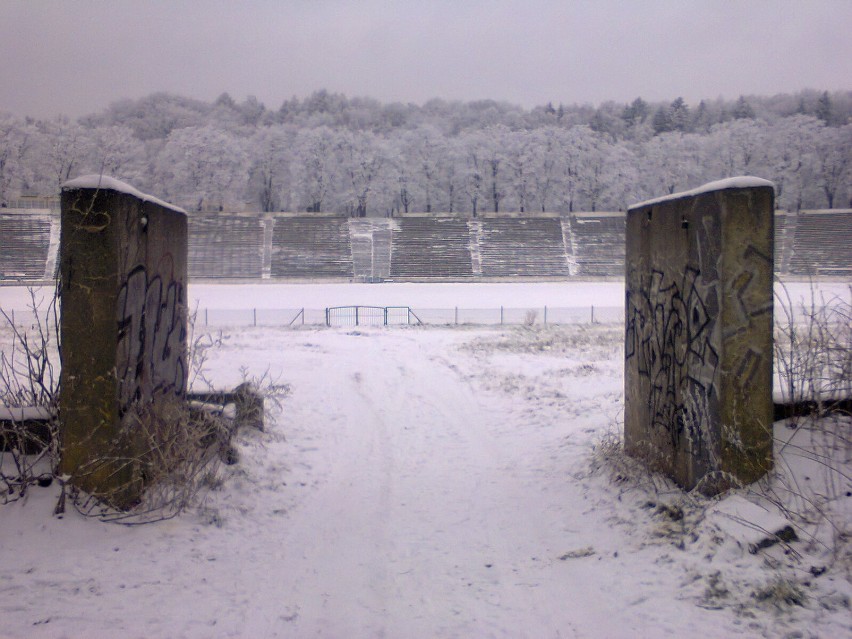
[59,177,187,507]
[625,178,774,493]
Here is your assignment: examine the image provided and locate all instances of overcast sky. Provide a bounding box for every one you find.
[1,0,850,120]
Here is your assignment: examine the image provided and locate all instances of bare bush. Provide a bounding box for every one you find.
[187,304,225,392]
[766,281,851,562]
[774,281,852,419]
[0,288,60,503]
[62,313,241,524]
[0,290,254,523]
[63,397,228,523]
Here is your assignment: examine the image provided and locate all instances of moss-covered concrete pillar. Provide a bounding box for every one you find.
[625,178,774,493]
[59,176,188,507]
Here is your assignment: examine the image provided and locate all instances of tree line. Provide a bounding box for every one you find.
[1,89,850,214]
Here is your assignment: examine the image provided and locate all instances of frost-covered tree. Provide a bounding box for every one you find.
[529,127,562,212]
[601,141,641,210]
[732,96,756,120]
[557,125,598,212]
[3,89,851,213]
[406,126,446,212]
[84,92,211,141]
[814,124,852,208]
[471,125,509,213]
[28,117,92,193]
[460,131,486,216]
[653,97,691,135]
[621,97,649,128]
[642,132,702,197]
[437,137,464,214]
[691,100,715,133]
[88,125,145,183]
[0,113,32,206]
[577,133,610,212]
[768,115,821,211]
[238,95,267,127]
[335,130,386,217]
[503,129,536,212]
[705,119,768,178]
[292,127,336,212]
[158,125,249,211]
[669,97,691,133]
[816,91,833,126]
[385,132,417,214]
[247,125,294,212]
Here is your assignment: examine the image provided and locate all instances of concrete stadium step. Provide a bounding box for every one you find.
[568,215,626,277]
[390,218,474,279]
[0,212,53,281]
[788,211,852,276]
[479,218,570,277]
[271,217,353,278]
[188,215,264,279]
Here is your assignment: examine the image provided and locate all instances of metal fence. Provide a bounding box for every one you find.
[191,305,624,328]
[325,306,420,327]
[5,302,843,329]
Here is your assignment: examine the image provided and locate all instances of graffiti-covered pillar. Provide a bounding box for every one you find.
[59,176,188,507]
[625,178,774,494]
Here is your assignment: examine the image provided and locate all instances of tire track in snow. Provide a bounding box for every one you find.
[237,329,634,638]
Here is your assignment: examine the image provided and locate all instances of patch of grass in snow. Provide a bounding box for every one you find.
[752,577,807,609]
[460,324,621,358]
[753,414,852,578]
[589,416,852,623]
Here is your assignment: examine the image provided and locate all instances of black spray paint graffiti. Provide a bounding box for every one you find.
[626,266,720,463]
[117,264,187,417]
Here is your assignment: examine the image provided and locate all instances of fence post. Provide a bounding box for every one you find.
[204,308,208,326]
[355,306,360,326]
[253,308,257,327]
[455,306,458,325]
[301,308,305,325]
[384,307,388,326]
[591,305,595,324]
[325,308,330,327]
[500,306,504,324]
[544,305,547,326]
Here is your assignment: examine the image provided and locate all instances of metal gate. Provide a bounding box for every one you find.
[325,306,421,327]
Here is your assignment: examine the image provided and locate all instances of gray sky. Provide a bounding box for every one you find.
[1,0,850,119]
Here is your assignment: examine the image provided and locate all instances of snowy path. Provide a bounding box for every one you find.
[198,328,709,638]
[2,325,847,638]
[250,333,587,637]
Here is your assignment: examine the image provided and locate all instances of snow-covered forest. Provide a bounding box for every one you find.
[1,89,850,214]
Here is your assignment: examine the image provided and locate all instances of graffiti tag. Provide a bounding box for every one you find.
[626,266,720,461]
[116,264,186,417]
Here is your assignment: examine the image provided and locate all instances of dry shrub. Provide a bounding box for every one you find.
[774,281,852,419]
[1,289,244,523]
[0,288,60,503]
[63,397,229,523]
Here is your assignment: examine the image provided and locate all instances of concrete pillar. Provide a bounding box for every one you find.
[59,176,188,507]
[625,178,774,494]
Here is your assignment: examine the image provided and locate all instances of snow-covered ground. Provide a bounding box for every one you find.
[1,283,851,638]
